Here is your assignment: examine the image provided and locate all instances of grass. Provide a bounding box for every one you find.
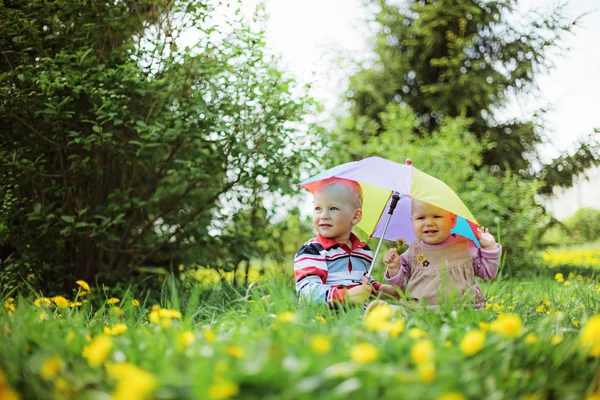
[1,266,600,400]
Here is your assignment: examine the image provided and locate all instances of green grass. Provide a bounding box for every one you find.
[1,270,600,400]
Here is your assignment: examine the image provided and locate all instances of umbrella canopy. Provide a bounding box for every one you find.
[300,156,480,246]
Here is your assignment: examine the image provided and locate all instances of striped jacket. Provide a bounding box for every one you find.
[294,233,382,306]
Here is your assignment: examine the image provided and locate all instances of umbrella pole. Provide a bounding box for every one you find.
[366,192,402,277]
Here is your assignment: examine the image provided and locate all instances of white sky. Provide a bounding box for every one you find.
[241,0,600,161]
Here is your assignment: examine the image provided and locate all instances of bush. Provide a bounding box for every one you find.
[565,207,600,242]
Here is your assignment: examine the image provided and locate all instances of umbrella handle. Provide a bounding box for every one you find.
[366,192,401,277]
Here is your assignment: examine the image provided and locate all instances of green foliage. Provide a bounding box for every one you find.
[337,0,600,191]
[565,207,600,243]
[1,271,599,398]
[0,0,320,289]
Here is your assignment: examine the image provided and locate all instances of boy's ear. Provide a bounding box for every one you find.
[352,208,363,225]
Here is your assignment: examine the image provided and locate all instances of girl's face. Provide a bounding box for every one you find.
[411,200,457,245]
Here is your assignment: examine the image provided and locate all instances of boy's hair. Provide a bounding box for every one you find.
[313,178,363,209]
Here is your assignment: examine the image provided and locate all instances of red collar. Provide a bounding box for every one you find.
[316,232,367,251]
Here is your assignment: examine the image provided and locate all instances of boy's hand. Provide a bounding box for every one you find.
[346,277,372,304]
[477,226,498,249]
[383,248,401,276]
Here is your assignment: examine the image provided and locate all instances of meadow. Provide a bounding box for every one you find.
[1,253,600,400]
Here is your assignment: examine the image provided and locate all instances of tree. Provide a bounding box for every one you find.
[0,0,319,290]
[336,0,599,192]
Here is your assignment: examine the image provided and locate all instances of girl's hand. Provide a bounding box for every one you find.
[383,248,401,276]
[477,226,497,249]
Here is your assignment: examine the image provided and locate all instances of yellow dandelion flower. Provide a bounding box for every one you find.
[418,362,435,382]
[106,362,156,400]
[82,335,113,367]
[226,346,245,358]
[478,321,489,331]
[177,331,195,349]
[112,307,125,318]
[554,273,564,283]
[350,342,379,363]
[572,320,580,328]
[66,330,75,344]
[585,391,600,400]
[437,392,467,400]
[411,339,435,365]
[309,335,331,354]
[568,272,574,279]
[4,301,15,312]
[39,312,47,321]
[51,296,69,308]
[40,355,63,380]
[551,335,563,345]
[109,323,128,336]
[158,308,182,319]
[148,310,160,325]
[202,327,217,343]
[564,281,572,286]
[27,273,35,280]
[315,315,326,324]
[207,378,239,399]
[364,303,393,331]
[385,319,406,337]
[535,306,545,313]
[76,280,90,291]
[55,377,70,397]
[132,299,140,307]
[525,333,538,344]
[34,297,52,307]
[490,314,522,338]
[444,340,452,348]
[277,312,295,323]
[459,330,486,356]
[409,327,427,339]
[107,297,120,305]
[580,315,600,357]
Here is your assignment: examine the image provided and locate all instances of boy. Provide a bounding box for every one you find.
[294,178,397,307]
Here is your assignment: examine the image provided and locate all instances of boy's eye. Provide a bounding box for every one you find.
[330,207,339,211]
[315,207,322,211]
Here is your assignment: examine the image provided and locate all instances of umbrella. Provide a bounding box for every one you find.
[299,156,480,276]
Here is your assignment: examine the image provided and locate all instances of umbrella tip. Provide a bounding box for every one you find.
[405,158,412,165]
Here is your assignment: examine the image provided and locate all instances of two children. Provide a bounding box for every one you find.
[294,177,501,310]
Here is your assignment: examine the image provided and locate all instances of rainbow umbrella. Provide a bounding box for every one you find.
[299,156,480,275]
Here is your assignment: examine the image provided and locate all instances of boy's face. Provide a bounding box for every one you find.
[411,200,457,245]
[312,184,362,244]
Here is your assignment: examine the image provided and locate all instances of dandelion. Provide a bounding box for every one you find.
[437,392,467,400]
[112,307,125,318]
[554,273,564,283]
[103,323,128,336]
[490,314,522,338]
[585,391,600,400]
[207,378,239,399]
[132,299,140,307]
[51,296,69,308]
[226,346,245,358]
[276,312,295,323]
[478,321,489,331]
[535,306,545,313]
[572,320,580,328]
[106,362,156,400]
[417,362,435,382]
[568,272,574,279]
[409,327,427,339]
[34,297,52,307]
[350,342,379,363]
[551,335,563,345]
[40,355,63,380]
[82,335,113,367]
[202,327,217,343]
[39,312,47,321]
[315,315,326,324]
[525,333,538,344]
[309,335,331,354]
[27,273,35,280]
[460,330,486,356]
[411,339,434,365]
[76,280,90,291]
[107,297,120,305]
[444,340,452,348]
[148,309,160,325]
[564,281,572,286]
[3,300,15,312]
[177,331,195,349]
[364,303,392,331]
[580,315,600,357]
